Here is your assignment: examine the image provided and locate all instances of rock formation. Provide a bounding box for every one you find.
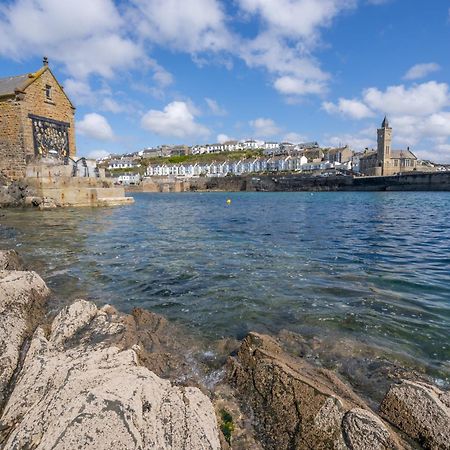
[0,251,220,450]
[227,332,405,450]
[0,264,50,409]
[1,249,449,450]
[380,380,450,450]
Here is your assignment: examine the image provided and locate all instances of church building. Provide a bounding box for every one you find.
[0,58,76,180]
[359,117,417,176]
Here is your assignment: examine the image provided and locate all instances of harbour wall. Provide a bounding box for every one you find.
[131,171,450,193]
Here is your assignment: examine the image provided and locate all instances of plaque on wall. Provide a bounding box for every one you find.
[28,114,70,159]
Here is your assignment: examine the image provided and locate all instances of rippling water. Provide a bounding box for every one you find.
[1,192,449,381]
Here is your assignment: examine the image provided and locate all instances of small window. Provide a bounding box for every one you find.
[45,85,52,100]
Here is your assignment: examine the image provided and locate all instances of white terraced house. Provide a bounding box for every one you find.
[108,159,140,170]
[116,173,141,185]
[144,154,349,179]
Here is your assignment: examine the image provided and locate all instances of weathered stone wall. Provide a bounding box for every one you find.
[203,172,450,192]
[0,98,25,180]
[0,68,76,181]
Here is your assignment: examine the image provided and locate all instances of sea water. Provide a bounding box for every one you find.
[1,191,449,382]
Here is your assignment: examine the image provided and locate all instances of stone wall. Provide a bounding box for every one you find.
[139,172,450,193]
[0,68,76,181]
[0,98,25,180]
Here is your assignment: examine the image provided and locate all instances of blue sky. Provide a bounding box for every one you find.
[1,0,449,161]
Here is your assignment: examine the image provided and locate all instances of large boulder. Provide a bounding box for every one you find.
[228,332,404,450]
[0,269,50,408]
[380,380,450,450]
[0,300,221,450]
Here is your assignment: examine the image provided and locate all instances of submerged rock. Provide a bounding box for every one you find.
[380,380,450,450]
[0,250,23,270]
[0,269,50,409]
[0,299,221,450]
[228,332,404,450]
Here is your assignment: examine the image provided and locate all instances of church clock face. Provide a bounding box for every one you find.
[29,114,70,159]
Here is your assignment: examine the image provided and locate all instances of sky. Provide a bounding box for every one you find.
[0,0,449,162]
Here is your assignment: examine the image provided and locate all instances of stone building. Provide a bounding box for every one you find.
[326,145,353,165]
[360,117,417,176]
[0,58,76,180]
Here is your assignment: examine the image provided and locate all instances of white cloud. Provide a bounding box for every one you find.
[323,81,450,143]
[85,149,111,160]
[101,98,125,114]
[403,63,441,80]
[130,0,232,53]
[413,143,450,164]
[217,133,233,143]
[249,118,281,137]
[240,31,330,98]
[322,98,375,119]
[274,76,327,96]
[322,80,450,161]
[205,98,227,116]
[63,78,94,106]
[141,101,210,139]
[237,0,356,98]
[390,112,450,146]
[238,0,356,40]
[324,133,374,150]
[64,78,134,114]
[77,113,115,141]
[362,82,449,116]
[283,132,307,143]
[0,0,143,79]
[150,60,174,88]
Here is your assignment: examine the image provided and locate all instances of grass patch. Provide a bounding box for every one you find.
[143,149,265,166]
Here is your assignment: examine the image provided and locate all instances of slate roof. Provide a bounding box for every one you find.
[0,74,30,97]
[360,149,417,160]
[0,65,75,108]
[359,150,377,159]
[391,149,417,160]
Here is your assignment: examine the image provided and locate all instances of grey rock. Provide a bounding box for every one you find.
[380,380,450,450]
[0,300,221,450]
[38,196,59,210]
[228,332,403,450]
[0,270,50,409]
[342,408,396,450]
[0,187,15,208]
[0,250,23,270]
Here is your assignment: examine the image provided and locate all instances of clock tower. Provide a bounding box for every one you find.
[377,116,392,175]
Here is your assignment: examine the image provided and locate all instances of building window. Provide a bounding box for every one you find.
[45,85,52,100]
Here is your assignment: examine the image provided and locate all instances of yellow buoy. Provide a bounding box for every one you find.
[226,198,232,205]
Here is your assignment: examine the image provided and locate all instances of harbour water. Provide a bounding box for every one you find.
[1,192,449,383]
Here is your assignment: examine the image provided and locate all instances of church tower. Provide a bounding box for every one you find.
[377,116,392,175]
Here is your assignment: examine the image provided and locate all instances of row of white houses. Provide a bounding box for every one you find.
[190,140,316,155]
[107,159,141,170]
[146,156,352,178]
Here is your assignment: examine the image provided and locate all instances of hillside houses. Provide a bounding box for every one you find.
[107,159,141,170]
[143,154,349,179]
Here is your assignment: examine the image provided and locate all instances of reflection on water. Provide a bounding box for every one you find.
[0,192,449,382]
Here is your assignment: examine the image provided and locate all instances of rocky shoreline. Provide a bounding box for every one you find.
[0,249,448,449]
